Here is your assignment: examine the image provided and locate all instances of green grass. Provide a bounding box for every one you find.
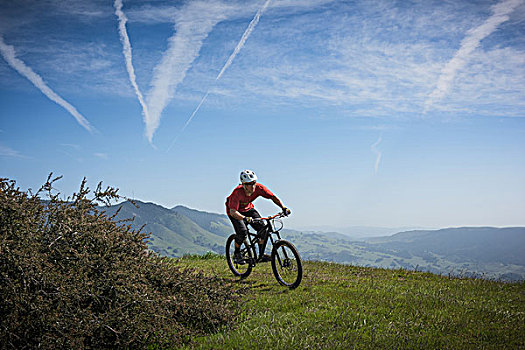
[173,254,525,349]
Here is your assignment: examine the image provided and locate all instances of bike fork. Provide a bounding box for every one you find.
[272,237,291,268]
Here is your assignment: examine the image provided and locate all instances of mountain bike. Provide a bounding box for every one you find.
[225,211,302,289]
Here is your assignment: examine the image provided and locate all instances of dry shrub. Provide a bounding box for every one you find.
[0,175,240,349]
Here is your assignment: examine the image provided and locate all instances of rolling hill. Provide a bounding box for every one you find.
[101,200,229,256]
[101,200,525,281]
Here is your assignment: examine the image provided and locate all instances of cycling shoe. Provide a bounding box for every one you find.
[233,251,246,265]
[258,254,271,263]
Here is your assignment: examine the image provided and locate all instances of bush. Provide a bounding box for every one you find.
[0,175,240,349]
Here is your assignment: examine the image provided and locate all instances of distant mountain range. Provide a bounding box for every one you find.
[294,225,428,239]
[101,200,525,281]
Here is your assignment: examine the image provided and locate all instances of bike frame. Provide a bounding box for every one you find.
[244,213,289,266]
[227,211,302,288]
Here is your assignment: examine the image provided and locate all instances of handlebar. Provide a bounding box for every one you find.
[259,211,288,221]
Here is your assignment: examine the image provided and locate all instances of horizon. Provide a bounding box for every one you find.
[105,198,525,232]
[1,0,524,229]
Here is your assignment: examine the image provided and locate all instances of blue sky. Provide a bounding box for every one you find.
[1,0,524,229]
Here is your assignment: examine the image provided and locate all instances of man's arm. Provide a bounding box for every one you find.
[229,208,246,221]
[271,195,291,215]
[271,195,285,210]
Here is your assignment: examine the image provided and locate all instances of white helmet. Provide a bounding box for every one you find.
[240,169,257,183]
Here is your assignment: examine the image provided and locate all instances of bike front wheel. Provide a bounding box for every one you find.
[225,234,253,279]
[271,240,302,289]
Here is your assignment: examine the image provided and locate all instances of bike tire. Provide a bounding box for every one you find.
[225,234,253,279]
[271,240,302,289]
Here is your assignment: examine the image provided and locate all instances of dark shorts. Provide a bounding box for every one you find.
[228,208,266,245]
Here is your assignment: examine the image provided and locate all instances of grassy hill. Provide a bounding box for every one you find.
[173,254,524,349]
[171,205,232,237]
[101,200,227,256]
[285,229,525,281]
[100,201,525,281]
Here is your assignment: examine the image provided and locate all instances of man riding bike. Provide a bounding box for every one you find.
[226,170,291,263]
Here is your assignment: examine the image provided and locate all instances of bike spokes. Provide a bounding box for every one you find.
[271,241,302,289]
[226,234,253,278]
[226,212,302,288]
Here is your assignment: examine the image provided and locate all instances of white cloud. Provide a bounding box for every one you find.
[424,0,524,113]
[432,46,525,116]
[126,0,334,24]
[144,0,234,143]
[31,42,130,97]
[0,144,25,158]
[177,0,524,119]
[370,136,382,175]
[125,5,180,24]
[1,0,523,140]
[60,143,81,150]
[94,152,109,160]
[0,35,94,131]
[168,0,273,150]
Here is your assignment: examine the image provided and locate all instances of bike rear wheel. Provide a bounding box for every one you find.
[271,240,302,289]
[226,234,253,278]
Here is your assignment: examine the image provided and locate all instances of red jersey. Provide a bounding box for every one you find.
[226,183,274,214]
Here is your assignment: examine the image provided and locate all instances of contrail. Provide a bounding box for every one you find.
[371,136,382,175]
[216,0,272,81]
[180,91,210,132]
[424,0,523,112]
[114,0,150,128]
[167,0,272,151]
[0,35,93,132]
[145,1,227,144]
[166,91,209,152]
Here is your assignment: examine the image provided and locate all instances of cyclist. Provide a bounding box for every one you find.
[226,169,291,263]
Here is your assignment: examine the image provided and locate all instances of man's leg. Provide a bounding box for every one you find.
[228,215,248,253]
[242,209,269,259]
